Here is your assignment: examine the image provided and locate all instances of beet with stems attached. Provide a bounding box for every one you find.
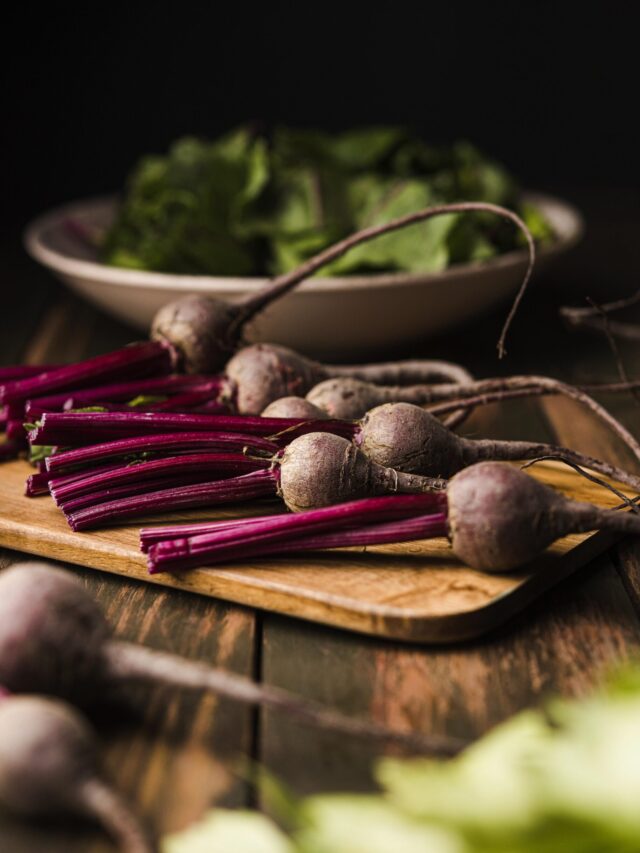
[64,432,445,529]
[0,694,154,852]
[0,562,463,756]
[145,461,640,575]
[151,200,535,374]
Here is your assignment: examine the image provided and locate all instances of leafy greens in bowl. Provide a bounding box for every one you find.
[102,126,554,278]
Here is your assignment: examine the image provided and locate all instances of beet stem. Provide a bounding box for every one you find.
[139,492,446,553]
[45,432,279,475]
[0,342,173,405]
[105,641,463,757]
[30,411,355,447]
[67,469,278,531]
[232,201,535,357]
[148,511,450,573]
[79,777,156,853]
[50,452,268,504]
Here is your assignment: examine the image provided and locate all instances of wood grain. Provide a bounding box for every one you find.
[0,456,631,642]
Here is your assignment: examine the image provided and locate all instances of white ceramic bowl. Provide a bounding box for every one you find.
[24,193,583,358]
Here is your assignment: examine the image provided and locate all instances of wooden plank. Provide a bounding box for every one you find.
[0,299,259,850]
[0,455,632,642]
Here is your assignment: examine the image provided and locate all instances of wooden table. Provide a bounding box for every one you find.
[2,187,640,849]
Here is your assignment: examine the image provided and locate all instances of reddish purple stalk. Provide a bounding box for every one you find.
[29,411,356,447]
[67,469,278,531]
[25,375,227,417]
[140,516,283,551]
[59,474,247,514]
[45,431,279,475]
[145,496,449,573]
[0,441,20,461]
[49,453,269,505]
[6,420,28,441]
[0,365,52,382]
[0,342,173,406]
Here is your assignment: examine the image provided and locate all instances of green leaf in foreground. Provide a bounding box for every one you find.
[103,126,554,278]
[162,810,294,853]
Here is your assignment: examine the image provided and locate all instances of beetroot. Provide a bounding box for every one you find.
[0,694,154,852]
[303,372,640,425]
[262,396,329,419]
[357,403,640,491]
[64,432,444,530]
[0,563,463,756]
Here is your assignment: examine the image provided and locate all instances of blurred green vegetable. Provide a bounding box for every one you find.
[104,127,553,277]
[162,666,640,852]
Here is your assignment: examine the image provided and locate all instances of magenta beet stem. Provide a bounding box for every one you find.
[25,471,54,496]
[140,492,447,553]
[148,509,450,574]
[29,411,356,447]
[67,469,278,531]
[140,515,283,552]
[45,432,279,475]
[6,420,29,442]
[58,473,249,514]
[25,374,226,416]
[50,452,269,504]
[0,365,52,382]
[0,342,173,406]
[0,441,20,461]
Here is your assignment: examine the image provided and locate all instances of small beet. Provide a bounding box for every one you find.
[0,695,154,852]
[447,461,640,571]
[62,432,444,529]
[357,403,640,491]
[262,396,329,419]
[278,432,443,513]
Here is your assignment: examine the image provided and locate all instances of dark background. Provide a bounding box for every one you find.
[3,4,638,225]
[2,2,639,322]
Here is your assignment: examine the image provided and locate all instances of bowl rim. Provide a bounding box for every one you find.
[23,191,584,294]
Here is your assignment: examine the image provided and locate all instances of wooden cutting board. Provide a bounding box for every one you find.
[0,458,631,642]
